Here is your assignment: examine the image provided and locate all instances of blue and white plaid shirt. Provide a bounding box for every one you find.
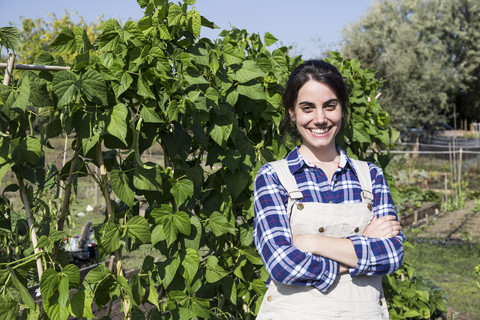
[253,146,405,293]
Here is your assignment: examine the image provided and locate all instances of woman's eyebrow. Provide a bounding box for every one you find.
[298,101,315,106]
[323,99,339,106]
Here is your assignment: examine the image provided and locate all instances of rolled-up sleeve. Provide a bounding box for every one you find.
[253,164,339,293]
[347,164,405,276]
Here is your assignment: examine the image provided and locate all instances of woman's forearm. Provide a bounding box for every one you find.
[293,234,358,268]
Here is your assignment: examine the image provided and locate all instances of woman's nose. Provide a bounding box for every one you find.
[314,109,326,124]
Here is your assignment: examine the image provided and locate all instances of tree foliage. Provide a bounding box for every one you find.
[0,0,418,318]
[342,0,480,128]
[4,11,102,64]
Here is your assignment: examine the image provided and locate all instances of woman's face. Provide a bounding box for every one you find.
[289,80,343,153]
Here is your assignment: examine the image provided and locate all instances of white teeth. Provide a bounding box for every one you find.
[311,128,329,134]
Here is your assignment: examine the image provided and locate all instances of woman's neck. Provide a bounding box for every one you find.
[299,144,339,164]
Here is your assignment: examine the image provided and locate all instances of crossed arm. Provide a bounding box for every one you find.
[293,215,402,273]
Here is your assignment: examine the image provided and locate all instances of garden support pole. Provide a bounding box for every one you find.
[18,177,44,280]
[2,53,15,86]
[3,53,44,281]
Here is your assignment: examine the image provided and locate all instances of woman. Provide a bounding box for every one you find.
[253,60,404,319]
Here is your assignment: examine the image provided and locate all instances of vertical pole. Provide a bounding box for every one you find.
[458,148,463,196]
[3,53,44,280]
[444,173,448,212]
[2,53,15,86]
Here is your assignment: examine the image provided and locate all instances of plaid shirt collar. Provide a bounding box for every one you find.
[286,146,360,179]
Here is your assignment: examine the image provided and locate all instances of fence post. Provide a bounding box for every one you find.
[444,173,448,212]
[458,148,463,196]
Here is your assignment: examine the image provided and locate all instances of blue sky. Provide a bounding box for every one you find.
[0,0,374,59]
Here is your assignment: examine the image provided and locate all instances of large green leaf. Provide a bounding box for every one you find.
[264,32,278,46]
[110,169,135,207]
[207,211,236,237]
[209,123,232,146]
[106,103,128,145]
[58,277,69,308]
[230,60,265,83]
[126,216,151,244]
[162,215,179,247]
[43,292,70,320]
[222,42,244,66]
[133,163,162,191]
[52,71,78,107]
[80,69,108,105]
[0,27,19,52]
[140,104,163,123]
[49,27,76,54]
[159,258,180,289]
[115,72,133,98]
[14,136,43,164]
[205,255,229,283]
[63,264,80,288]
[40,268,60,299]
[181,248,199,284]
[167,4,184,27]
[137,74,155,99]
[71,288,96,318]
[183,216,202,250]
[95,223,121,255]
[237,83,266,100]
[73,26,92,53]
[171,177,194,207]
[173,211,191,236]
[187,9,201,37]
[97,19,122,52]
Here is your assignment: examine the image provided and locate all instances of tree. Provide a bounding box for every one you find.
[341,0,480,128]
[4,11,102,65]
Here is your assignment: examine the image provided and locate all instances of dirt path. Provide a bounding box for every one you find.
[412,199,480,242]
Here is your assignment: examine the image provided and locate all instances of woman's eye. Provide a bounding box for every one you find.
[325,104,337,111]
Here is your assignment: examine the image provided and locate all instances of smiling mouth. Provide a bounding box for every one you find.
[310,127,331,135]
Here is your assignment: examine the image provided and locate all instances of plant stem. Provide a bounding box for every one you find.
[52,140,81,262]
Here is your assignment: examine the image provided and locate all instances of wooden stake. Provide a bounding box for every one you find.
[18,178,44,279]
[458,148,463,195]
[2,53,15,86]
[444,173,448,212]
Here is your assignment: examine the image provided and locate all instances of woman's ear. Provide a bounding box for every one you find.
[289,108,295,122]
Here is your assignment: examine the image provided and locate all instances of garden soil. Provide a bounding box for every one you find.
[411,199,480,242]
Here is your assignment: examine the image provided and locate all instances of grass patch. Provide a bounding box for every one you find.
[404,237,480,318]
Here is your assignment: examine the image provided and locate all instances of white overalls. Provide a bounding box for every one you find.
[256,159,389,320]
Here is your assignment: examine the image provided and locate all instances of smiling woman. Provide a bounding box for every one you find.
[253,60,405,319]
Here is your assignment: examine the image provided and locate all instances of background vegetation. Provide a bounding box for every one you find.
[342,0,480,129]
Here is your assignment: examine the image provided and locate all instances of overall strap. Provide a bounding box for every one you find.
[268,160,303,201]
[351,159,374,205]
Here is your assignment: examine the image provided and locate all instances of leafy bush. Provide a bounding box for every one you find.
[384,261,448,319]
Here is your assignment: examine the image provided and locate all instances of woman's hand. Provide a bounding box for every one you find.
[363,215,401,238]
[292,234,315,253]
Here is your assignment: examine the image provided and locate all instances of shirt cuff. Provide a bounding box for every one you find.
[313,258,339,293]
[347,235,372,276]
